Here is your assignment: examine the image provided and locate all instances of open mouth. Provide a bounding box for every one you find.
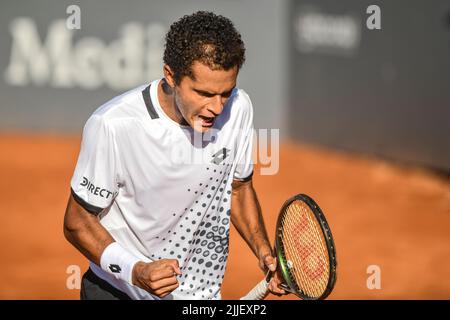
[198,115,215,127]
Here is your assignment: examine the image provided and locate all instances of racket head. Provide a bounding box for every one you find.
[275,194,337,300]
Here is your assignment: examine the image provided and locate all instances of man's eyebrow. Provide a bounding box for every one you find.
[194,87,235,96]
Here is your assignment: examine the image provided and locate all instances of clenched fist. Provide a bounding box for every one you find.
[132,259,182,298]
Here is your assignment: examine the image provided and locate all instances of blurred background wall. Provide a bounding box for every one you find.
[289,0,450,172]
[0,0,449,170]
[0,0,288,133]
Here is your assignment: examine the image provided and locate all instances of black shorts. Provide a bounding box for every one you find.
[80,268,132,300]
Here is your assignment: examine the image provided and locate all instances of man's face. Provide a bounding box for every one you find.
[171,61,238,133]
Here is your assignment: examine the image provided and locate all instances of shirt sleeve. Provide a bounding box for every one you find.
[233,93,255,182]
[70,114,120,214]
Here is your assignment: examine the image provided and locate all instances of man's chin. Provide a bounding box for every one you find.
[192,126,210,134]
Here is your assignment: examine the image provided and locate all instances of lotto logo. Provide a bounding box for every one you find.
[211,148,231,165]
[109,264,122,273]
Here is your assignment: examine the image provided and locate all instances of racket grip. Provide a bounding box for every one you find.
[240,279,269,300]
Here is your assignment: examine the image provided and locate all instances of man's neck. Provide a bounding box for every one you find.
[157,79,182,124]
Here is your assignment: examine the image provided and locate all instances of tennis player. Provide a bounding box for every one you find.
[64,11,285,300]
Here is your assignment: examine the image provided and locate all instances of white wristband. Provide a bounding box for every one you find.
[100,242,141,286]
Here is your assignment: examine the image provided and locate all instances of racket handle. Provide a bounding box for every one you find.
[240,279,269,300]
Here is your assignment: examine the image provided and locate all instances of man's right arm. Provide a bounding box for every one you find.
[63,193,181,298]
[63,193,114,265]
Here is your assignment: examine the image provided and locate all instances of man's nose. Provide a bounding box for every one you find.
[208,95,225,116]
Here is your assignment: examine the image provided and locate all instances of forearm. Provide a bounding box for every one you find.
[63,194,115,266]
[230,179,272,261]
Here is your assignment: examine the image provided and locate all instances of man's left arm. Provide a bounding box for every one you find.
[231,178,286,296]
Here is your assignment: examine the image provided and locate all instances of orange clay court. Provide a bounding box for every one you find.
[0,134,449,299]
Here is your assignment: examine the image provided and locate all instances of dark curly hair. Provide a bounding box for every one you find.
[163,11,246,84]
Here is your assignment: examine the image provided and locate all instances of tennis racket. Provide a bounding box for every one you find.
[240,194,337,300]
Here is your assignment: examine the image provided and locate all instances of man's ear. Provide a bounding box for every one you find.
[163,64,176,87]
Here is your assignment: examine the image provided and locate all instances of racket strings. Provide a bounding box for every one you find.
[290,202,329,294]
[283,210,322,296]
[289,202,329,295]
[280,200,330,298]
[282,219,318,296]
[282,206,327,298]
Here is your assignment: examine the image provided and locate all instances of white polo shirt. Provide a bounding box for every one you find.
[70,79,254,300]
